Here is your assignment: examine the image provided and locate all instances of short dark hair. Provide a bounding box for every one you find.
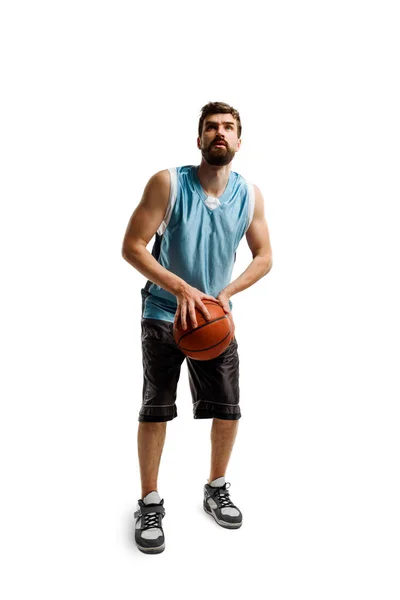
[198,101,242,138]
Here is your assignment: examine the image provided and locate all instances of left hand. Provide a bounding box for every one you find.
[216,290,235,341]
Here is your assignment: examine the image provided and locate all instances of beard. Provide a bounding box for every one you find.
[200,141,236,166]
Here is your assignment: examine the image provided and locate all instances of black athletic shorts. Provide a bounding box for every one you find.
[139,318,241,422]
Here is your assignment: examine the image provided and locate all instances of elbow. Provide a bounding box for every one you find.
[261,255,273,277]
[121,244,130,260]
[266,255,273,274]
[255,253,273,274]
[122,241,143,261]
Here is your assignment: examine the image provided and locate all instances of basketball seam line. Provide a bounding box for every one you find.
[179,329,232,353]
[176,315,228,343]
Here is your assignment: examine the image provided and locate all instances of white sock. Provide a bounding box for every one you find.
[209,476,226,487]
[143,491,161,504]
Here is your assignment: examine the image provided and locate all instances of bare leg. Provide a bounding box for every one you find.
[208,418,239,484]
[137,421,167,498]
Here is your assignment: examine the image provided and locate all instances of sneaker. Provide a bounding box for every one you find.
[134,491,166,554]
[203,476,242,529]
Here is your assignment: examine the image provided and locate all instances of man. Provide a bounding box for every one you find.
[122,101,273,554]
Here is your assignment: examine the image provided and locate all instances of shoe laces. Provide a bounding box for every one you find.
[139,502,163,530]
[212,482,235,508]
[143,511,160,530]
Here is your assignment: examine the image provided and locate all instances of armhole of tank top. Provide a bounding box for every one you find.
[245,180,256,233]
[157,167,178,236]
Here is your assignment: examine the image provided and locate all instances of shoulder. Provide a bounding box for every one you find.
[154,165,194,181]
[251,184,265,216]
[148,169,170,186]
[233,170,255,191]
[237,173,263,202]
[230,167,265,206]
[253,183,263,199]
[145,168,177,195]
[140,170,171,207]
[146,165,195,194]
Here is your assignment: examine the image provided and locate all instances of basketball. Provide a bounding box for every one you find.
[173,299,234,361]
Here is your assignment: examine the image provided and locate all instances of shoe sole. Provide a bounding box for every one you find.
[203,504,242,529]
[136,541,165,554]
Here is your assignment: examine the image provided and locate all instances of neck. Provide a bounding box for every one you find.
[197,159,232,198]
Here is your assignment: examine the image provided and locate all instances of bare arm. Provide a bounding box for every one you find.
[121,170,215,328]
[222,184,273,299]
[121,170,186,296]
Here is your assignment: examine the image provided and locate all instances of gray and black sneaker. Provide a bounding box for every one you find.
[203,476,242,529]
[134,491,166,554]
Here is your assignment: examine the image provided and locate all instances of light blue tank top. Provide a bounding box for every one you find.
[141,165,255,322]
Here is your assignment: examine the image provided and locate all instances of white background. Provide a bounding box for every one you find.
[1,0,399,598]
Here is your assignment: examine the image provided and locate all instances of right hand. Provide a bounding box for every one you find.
[174,284,217,330]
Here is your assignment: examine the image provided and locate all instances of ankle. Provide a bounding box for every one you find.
[141,487,158,499]
[208,474,225,484]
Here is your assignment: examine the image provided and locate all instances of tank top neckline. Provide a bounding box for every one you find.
[190,165,234,210]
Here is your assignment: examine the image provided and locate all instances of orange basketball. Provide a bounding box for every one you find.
[173,299,234,361]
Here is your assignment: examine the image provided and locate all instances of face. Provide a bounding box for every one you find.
[197,113,241,166]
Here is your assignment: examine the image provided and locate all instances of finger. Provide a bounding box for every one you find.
[174,306,180,327]
[188,302,198,328]
[214,296,229,312]
[198,301,211,321]
[220,302,230,313]
[203,294,218,302]
[181,301,188,330]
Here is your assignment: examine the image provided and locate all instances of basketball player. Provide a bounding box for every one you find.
[122,102,273,553]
